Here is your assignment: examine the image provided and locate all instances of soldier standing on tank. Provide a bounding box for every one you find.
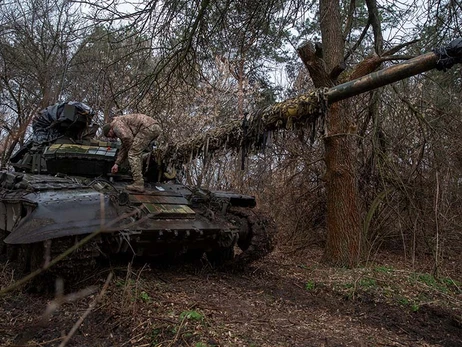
[102,113,161,192]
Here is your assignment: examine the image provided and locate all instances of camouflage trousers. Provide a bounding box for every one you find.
[128,122,161,183]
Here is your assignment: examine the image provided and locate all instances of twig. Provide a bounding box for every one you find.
[58,272,113,347]
[37,337,65,346]
[133,263,148,315]
[122,261,133,308]
[168,314,188,347]
[41,284,98,322]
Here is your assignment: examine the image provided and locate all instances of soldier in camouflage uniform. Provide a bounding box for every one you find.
[103,113,161,192]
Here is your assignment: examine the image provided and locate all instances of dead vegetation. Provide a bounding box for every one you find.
[1,247,461,347]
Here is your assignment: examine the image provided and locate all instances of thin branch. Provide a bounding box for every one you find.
[58,272,113,347]
[365,0,383,55]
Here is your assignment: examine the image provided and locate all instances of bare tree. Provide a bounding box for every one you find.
[0,0,87,163]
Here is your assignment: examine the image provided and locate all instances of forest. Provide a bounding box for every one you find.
[0,0,461,346]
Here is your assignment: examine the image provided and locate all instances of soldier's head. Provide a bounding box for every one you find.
[102,123,115,138]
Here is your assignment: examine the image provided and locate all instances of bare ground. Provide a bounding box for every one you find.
[0,248,461,347]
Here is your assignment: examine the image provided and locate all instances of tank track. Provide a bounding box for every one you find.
[0,207,278,280]
[228,207,277,265]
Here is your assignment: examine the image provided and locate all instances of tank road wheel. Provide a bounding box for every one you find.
[228,207,277,265]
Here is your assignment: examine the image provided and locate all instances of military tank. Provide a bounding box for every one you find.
[0,102,276,275]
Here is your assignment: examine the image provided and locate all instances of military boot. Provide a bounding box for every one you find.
[126,181,145,193]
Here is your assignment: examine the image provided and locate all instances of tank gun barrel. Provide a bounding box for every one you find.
[164,39,462,165]
[326,50,458,103]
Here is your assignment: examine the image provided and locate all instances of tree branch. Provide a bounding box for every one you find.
[297,41,333,88]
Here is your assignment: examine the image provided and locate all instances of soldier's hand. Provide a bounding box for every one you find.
[111,164,119,174]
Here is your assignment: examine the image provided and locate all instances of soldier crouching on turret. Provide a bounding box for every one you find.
[102,113,161,192]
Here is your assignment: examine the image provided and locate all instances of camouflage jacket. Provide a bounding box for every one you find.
[111,113,159,165]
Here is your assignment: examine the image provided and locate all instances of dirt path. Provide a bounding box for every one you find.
[1,249,461,347]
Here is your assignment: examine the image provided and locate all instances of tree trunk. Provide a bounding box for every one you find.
[319,0,362,267]
[322,101,362,266]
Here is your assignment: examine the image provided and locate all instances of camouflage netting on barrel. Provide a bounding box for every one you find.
[161,88,328,166]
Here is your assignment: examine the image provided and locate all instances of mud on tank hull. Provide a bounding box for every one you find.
[0,171,277,275]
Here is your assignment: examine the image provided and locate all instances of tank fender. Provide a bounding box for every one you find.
[4,189,119,244]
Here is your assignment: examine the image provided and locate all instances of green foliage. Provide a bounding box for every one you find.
[150,328,162,342]
[416,273,439,286]
[149,325,178,346]
[358,277,376,288]
[441,278,462,293]
[397,297,419,312]
[374,266,394,273]
[115,276,154,304]
[408,272,460,294]
[140,290,152,302]
[179,310,204,322]
[305,280,316,291]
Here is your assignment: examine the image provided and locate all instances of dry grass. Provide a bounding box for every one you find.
[1,247,461,347]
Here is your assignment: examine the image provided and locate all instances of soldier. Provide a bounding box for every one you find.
[102,113,161,192]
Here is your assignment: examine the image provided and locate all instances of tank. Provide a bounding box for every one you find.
[5,40,459,277]
[0,102,276,275]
